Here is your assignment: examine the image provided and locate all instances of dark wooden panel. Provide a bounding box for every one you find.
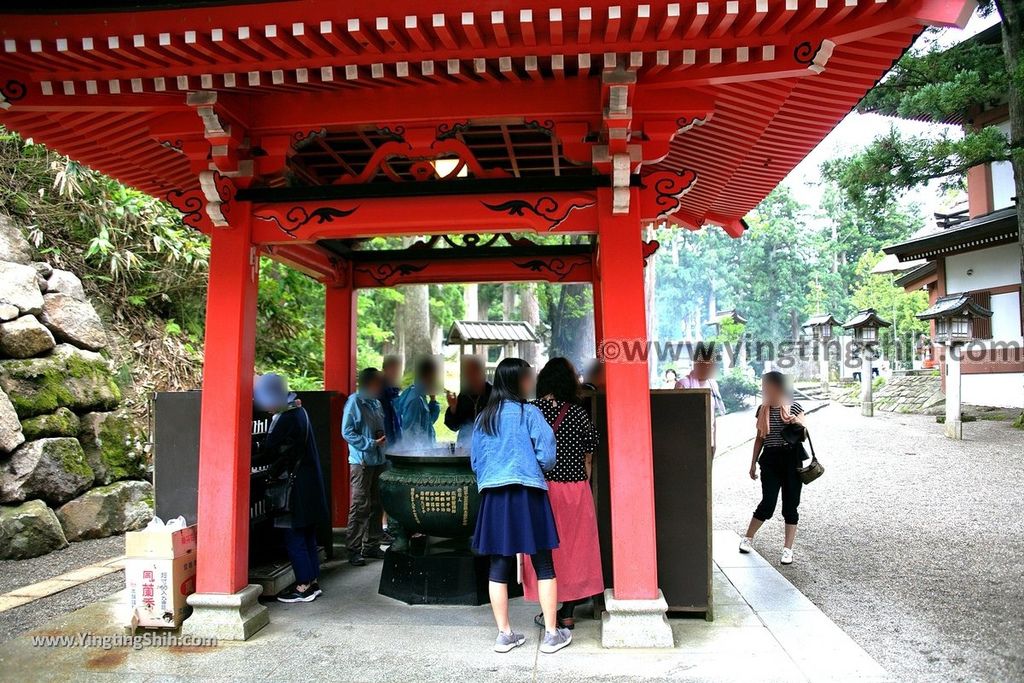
[152,390,341,562]
[153,391,202,525]
[651,390,712,613]
[590,389,712,615]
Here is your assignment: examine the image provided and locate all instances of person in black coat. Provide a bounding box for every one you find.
[444,356,492,445]
[253,373,329,603]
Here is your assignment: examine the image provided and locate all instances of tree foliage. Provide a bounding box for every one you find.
[825,17,1018,209]
[849,251,931,360]
[1,128,210,401]
[649,183,924,371]
[859,29,1008,121]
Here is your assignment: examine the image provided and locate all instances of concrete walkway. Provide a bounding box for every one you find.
[713,404,1024,683]
[0,529,886,683]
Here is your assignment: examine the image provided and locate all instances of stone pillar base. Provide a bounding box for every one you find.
[181,584,269,641]
[600,589,674,648]
[944,420,963,440]
[861,400,873,417]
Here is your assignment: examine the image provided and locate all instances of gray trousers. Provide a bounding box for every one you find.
[345,464,385,553]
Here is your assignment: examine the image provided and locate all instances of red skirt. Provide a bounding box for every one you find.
[522,480,604,602]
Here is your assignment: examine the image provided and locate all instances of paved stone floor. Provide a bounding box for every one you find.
[714,404,1024,683]
[0,529,885,683]
[3,400,1018,682]
[0,535,123,643]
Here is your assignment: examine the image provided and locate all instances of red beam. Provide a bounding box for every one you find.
[263,243,341,281]
[249,190,599,244]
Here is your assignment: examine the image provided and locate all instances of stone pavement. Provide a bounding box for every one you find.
[714,404,1024,683]
[0,529,886,683]
[870,374,943,413]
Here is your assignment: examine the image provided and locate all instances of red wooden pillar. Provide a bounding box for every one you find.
[324,283,356,528]
[195,207,259,595]
[596,187,659,601]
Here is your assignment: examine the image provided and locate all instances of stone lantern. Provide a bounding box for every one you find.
[804,314,839,390]
[842,308,892,417]
[916,294,993,439]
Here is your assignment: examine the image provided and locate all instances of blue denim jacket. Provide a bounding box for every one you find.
[342,391,387,466]
[470,401,556,492]
[396,383,440,445]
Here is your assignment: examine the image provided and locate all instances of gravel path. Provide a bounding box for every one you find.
[713,403,1024,683]
[0,535,123,644]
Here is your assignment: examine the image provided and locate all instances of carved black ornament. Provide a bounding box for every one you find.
[256,206,359,238]
[435,121,472,141]
[481,196,595,231]
[793,41,821,66]
[513,257,589,282]
[523,119,556,137]
[1,80,27,103]
[409,233,537,250]
[372,126,407,143]
[353,262,429,286]
[292,128,327,150]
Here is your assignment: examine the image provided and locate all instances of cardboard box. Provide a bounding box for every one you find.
[125,525,197,629]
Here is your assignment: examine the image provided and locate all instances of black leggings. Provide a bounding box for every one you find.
[489,550,555,583]
[753,446,804,525]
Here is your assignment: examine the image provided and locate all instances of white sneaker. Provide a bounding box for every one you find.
[494,630,526,653]
[780,547,794,565]
[738,537,753,554]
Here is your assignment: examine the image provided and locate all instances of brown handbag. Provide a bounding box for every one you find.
[796,432,824,485]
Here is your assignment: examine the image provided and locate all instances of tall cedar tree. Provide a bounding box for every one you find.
[824,2,1023,326]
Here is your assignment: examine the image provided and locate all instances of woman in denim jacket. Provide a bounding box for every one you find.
[470,358,571,655]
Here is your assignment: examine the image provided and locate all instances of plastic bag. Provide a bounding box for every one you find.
[142,515,187,532]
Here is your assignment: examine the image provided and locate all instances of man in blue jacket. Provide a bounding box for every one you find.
[342,367,388,566]
[396,356,441,447]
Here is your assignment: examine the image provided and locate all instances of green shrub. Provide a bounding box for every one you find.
[719,368,758,413]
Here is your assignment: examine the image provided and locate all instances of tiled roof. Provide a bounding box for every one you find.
[446,320,539,345]
[916,294,993,321]
[842,308,892,330]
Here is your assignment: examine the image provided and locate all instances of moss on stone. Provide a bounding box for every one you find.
[52,438,95,481]
[0,346,120,418]
[96,412,146,481]
[20,407,80,440]
[0,357,67,416]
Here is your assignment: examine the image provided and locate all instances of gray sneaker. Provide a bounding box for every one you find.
[540,627,572,654]
[494,630,526,653]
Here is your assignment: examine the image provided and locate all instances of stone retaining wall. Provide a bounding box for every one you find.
[0,215,151,559]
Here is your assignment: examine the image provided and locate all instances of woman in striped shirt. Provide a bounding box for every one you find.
[738,371,807,565]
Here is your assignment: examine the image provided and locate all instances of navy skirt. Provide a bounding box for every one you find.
[472,485,560,556]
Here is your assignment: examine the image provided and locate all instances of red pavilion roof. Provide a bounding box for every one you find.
[0,0,974,234]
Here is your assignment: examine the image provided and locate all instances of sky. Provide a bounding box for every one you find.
[781,10,1001,225]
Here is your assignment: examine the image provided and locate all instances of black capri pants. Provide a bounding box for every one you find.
[753,446,804,525]
[489,550,555,583]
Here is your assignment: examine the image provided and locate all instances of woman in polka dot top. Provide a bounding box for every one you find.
[521,357,603,630]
